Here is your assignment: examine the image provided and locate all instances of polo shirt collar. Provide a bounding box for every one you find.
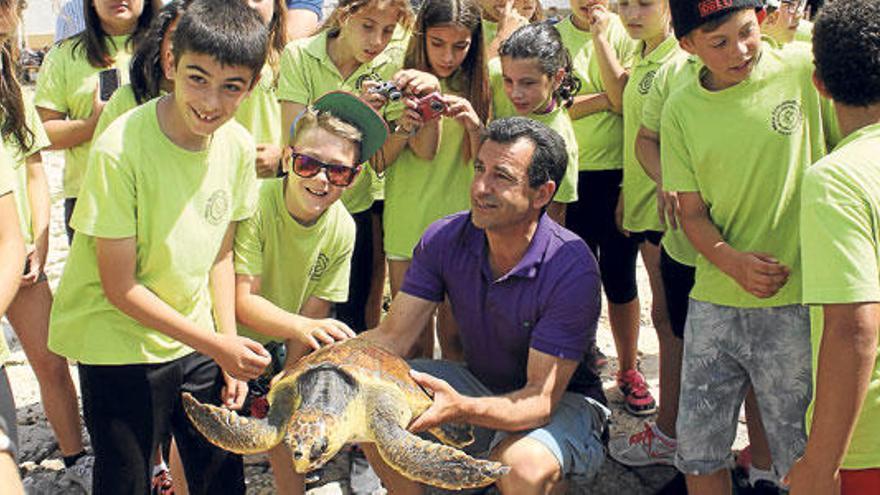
[466,212,553,282]
[638,35,680,66]
[303,31,330,62]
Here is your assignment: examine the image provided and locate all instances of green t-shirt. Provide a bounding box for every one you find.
[621,36,679,234]
[0,144,16,365]
[34,35,133,199]
[48,99,260,364]
[235,64,283,147]
[644,53,702,267]
[662,43,828,308]
[801,123,880,469]
[795,19,812,43]
[489,58,579,203]
[93,83,140,140]
[277,32,405,214]
[234,178,355,344]
[8,97,51,245]
[483,19,498,46]
[555,15,637,171]
[384,82,473,259]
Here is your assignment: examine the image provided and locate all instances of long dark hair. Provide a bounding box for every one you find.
[404,0,489,121]
[130,0,187,104]
[0,0,33,152]
[498,22,580,108]
[265,0,288,87]
[73,0,155,68]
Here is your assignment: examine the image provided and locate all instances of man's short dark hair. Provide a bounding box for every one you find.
[171,0,268,81]
[481,117,568,194]
[813,0,880,107]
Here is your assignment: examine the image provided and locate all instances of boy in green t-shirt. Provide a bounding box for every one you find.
[663,1,830,493]
[47,2,272,493]
[233,91,386,492]
[787,1,880,493]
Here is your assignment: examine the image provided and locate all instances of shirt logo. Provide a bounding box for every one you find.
[309,253,329,280]
[204,190,230,226]
[638,70,657,95]
[771,100,803,135]
[699,0,734,17]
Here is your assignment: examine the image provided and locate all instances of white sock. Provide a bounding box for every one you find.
[749,465,778,487]
[152,461,168,477]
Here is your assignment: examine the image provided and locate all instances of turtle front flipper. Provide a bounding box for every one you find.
[367,391,509,490]
[429,422,474,449]
[182,390,291,454]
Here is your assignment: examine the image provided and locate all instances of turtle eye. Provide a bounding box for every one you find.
[310,438,328,461]
[293,450,303,460]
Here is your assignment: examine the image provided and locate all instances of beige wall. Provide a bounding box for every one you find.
[26,34,54,50]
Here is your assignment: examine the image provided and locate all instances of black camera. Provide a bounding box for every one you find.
[369,81,403,101]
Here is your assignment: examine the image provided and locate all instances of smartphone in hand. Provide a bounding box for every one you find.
[98,68,120,102]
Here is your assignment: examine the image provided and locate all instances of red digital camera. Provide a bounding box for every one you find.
[416,92,446,121]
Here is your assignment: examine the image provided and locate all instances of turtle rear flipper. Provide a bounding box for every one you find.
[367,391,508,490]
[429,422,474,449]
[182,392,288,454]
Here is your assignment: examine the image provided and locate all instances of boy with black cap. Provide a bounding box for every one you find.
[788,1,880,493]
[233,91,388,493]
[662,0,831,493]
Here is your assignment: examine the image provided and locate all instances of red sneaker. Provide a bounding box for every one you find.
[617,369,657,416]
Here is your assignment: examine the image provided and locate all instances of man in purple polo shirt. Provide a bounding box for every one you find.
[363,117,609,494]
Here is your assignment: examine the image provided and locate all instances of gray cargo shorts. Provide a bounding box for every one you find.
[675,300,811,479]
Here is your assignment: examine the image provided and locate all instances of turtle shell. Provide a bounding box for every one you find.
[270,338,432,413]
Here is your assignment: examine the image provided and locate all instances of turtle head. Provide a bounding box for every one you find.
[286,411,345,473]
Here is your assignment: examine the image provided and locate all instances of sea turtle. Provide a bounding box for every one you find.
[182,338,509,490]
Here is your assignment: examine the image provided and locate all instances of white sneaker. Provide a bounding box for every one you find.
[610,423,676,467]
[60,454,94,494]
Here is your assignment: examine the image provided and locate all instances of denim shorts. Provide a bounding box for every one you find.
[409,359,610,483]
[675,300,811,479]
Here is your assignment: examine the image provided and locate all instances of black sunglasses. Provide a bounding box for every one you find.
[288,151,361,187]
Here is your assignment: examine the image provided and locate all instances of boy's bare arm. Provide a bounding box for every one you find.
[787,303,880,493]
[408,348,579,432]
[235,276,354,350]
[678,192,790,298]
[210,222,238,337]
[96,236,269,380]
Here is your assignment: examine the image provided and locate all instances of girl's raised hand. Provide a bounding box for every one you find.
[499,0,529,32]
[396,97,426,135]
[393,69,441,97]
[589,4,611,36]
[442,95,481,131]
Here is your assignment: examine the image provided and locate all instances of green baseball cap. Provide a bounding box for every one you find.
[306,91,389,164]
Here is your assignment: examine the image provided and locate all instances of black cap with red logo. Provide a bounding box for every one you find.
[670,0,764,39]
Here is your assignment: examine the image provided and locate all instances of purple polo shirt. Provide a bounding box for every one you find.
[402,211,605,403]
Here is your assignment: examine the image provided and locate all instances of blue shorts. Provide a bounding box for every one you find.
[409,359,610,483]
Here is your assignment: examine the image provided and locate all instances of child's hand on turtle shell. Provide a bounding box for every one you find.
[296,317,357,351]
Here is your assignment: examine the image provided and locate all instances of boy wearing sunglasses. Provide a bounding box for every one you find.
[232,91,388,492]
